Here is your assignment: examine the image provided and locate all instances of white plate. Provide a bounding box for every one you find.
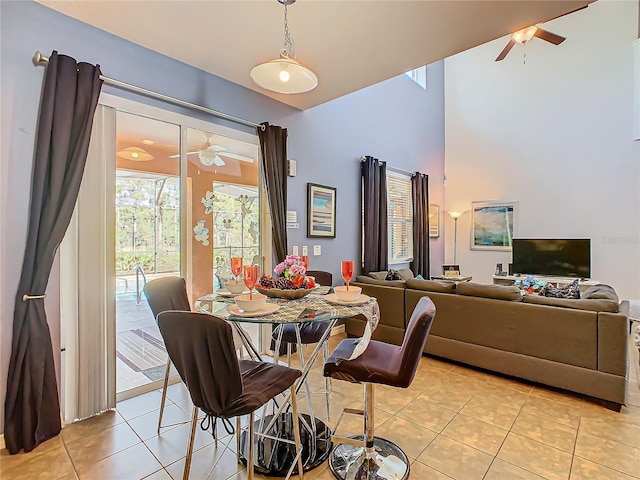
[227,303,280,317]
[217,289,248,297]
[324,293,371,306]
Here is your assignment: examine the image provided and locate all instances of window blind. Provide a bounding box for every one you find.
[387,172,413,263]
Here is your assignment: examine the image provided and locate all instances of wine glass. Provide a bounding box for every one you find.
[244,265,259,299]
[341,260,354,291]
[300,255,309,270]
[230,257,243,282]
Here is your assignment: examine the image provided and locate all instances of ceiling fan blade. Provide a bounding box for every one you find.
[218,152,255,163]
[168,151,198,159]
[496,39,516,62]
[534,28,566,45]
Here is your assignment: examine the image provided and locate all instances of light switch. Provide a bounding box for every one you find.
[313,245,321,256]
[302,246,308,256]
[292,246,299,256]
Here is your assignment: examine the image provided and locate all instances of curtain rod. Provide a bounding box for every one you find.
[360,156,416,177]
[32,51,265,131]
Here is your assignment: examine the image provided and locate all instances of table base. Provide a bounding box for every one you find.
[239,412,332,476]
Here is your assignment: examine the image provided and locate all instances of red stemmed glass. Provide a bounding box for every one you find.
[244,265,259,299]
[301,255,309,270]
[341,260,354,291]
[230,257,243,281]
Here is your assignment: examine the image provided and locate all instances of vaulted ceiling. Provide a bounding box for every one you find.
[37,0,593,110]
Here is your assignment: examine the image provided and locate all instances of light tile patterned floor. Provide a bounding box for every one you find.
[1,333,639,480]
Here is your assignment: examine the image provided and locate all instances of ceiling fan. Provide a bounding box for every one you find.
[168,135,255,166]
[495,5,588,62]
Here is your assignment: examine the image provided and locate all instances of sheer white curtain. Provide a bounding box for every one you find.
[60,104,116,422]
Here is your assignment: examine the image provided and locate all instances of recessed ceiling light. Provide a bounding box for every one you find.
[142,139,154,145]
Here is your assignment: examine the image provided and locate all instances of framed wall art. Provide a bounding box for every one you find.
[471,200,518,251]
[429,204,439,238]
[307,183,336,238]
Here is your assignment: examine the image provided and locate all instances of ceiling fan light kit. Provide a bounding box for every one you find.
[250,0,318,94]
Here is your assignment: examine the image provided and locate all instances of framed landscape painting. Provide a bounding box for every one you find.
[471,201,518,250]
[307,183,336,238]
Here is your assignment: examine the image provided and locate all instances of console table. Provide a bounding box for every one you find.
[492,275,600,294]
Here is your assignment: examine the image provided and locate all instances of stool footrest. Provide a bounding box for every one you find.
[331,434,366,448]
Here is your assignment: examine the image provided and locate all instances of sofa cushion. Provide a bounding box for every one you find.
[456,282,522,301]
[406,278,456,293]
[582,284,619,303]
[523,295,619,312]
[355,276,406,287]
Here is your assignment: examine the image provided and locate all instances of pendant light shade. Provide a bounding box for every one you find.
[116,146,154,161]
[250,55,318,94]
[250,0,317,95]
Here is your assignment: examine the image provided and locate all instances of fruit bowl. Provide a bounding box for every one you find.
[255,286,314,300]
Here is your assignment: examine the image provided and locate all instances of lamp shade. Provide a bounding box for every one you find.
[447,211,463,220]
[116,146,154,161]
[250,56,318,94]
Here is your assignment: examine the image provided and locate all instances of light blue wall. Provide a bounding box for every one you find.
[0,0,445,431]
[277,66,445,284]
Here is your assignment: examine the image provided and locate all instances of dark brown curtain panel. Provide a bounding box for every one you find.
[361,156,388,274]
[410,173,430,278]
[4,51,103,454]
[258,122,288,264]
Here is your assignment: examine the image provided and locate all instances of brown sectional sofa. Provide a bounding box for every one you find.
[345,277,629,408]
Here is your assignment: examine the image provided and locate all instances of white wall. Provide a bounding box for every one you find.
[444,0,640,300]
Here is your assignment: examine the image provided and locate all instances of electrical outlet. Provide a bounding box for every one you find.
[313,245,321,256]
[302,246,308,256]
[292,246,299,256]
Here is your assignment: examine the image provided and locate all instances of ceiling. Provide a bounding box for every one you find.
[37,0,593,110]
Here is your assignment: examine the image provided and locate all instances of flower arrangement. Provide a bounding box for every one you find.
[258,255,314,290]
[274,255,307,279]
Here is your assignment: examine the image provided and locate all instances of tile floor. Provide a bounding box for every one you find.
[1,333,639,480]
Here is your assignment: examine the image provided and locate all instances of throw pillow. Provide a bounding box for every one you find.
[396,268,416,280]
[385,270,403,281]
[415,274,424,280]
[582,284,619,303]
[538,279,580,299]
[368,271,388,280]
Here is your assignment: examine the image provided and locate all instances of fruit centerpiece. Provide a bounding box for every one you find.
[256,254,316,299]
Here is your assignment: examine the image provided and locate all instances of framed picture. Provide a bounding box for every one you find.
[471,200,518,251]
[307,183,336,238]
[429,204,439,238]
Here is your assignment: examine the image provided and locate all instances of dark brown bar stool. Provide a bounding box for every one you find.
[143,276,191,433]
[323,296,436,480]
[158,311,304,480]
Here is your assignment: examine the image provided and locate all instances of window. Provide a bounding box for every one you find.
[404,66,427,90]
[387,172,413,263]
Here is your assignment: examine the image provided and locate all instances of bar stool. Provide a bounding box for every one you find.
[323,296,436,480]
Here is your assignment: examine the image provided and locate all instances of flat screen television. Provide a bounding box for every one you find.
[512,239,591,278]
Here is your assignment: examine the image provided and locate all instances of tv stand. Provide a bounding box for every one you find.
[492,275,599,294]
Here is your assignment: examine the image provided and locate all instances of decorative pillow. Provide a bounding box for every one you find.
[415,274,424,280]
[538,279,580,299]
[385,270,403,281]
[582,284,619,303]
[406,278,456,293]
[368,271,388,280]
[396,268,416,281]
[456,282,523,301]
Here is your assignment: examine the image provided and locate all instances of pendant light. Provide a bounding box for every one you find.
[250,0,318,94]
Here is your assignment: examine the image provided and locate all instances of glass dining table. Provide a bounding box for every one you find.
[195,290,380,476]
